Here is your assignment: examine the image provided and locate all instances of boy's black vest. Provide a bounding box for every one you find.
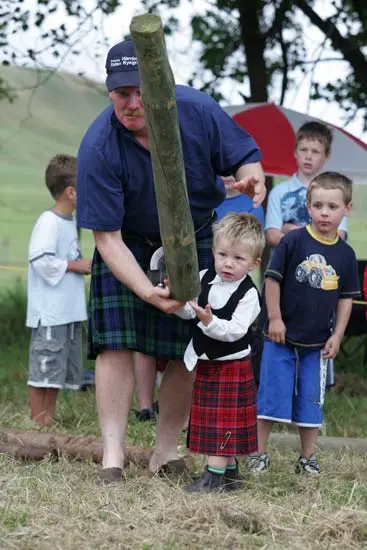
[192,268,258,360]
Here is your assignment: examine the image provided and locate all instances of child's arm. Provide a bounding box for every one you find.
[264,189,285,248]
[67,259,92,274]
[189,287,260,342]
[29,213,91,286]
[265,277,286,344]
[322,298,353,359]
[31,256,91,286]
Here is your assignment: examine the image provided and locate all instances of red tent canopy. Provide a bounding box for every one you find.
[224,103,367,183]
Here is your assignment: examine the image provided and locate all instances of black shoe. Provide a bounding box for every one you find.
[134,408,156,422]
[185,467,225,493]
[152,400,159,415]
[223,459,244,491]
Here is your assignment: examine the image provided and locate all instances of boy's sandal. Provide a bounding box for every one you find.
[98,467,124,486]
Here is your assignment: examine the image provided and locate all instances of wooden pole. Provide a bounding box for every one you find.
[130,14,200,301]
[2,429,367,466]
[0,428,152,466]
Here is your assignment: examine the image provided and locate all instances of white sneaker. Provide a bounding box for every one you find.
[249,452,269,473]
[295,455,320,475]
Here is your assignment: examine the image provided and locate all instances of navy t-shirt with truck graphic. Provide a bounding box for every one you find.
[265,225,360,348]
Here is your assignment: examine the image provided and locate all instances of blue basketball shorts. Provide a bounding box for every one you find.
[257,340,327,427]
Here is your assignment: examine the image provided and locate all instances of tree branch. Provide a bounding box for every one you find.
[278,26,289,105]
[294,0,367,92]
[237,0,268,101]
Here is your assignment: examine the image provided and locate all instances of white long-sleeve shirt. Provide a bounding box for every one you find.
[176,269,260,371]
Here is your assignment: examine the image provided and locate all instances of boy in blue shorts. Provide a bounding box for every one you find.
[251,171,359,475]
[26,155,91,425]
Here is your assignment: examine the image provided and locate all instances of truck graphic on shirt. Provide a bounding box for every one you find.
[295,254,339,291]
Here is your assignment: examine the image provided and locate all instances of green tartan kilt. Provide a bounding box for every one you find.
[87,235,213,360]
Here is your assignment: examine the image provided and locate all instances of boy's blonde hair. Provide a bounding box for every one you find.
[212,212,265,259]
[296,121,333,156]
[45,154,77,199]
[307,171,353,205]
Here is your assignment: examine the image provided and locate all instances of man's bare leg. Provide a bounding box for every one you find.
[96,349,134,470]
[149,360,194,472]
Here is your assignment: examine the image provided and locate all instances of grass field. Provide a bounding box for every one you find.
[1,287,367,549]
[0,65,107,288]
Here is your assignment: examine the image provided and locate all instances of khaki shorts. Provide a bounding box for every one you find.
[28,323,83,390]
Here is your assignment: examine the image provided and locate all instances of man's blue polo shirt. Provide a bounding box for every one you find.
[77,85,261,238]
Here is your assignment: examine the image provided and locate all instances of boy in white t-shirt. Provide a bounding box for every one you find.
[26,154,91,425]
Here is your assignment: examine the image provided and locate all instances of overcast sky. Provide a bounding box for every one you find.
[10,0,367,140]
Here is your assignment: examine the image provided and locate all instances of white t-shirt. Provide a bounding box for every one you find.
[26,210,87,328]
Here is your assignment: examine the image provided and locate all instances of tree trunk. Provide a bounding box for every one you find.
[130,14,200,301]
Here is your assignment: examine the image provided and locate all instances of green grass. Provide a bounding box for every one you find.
[1,285,367,548]
[0,65,107,286]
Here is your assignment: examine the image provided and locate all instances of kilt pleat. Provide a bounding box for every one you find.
[87,235,213,360]
[188,357,257,456]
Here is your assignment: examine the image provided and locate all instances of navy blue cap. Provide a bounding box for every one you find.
[105,40,140,92]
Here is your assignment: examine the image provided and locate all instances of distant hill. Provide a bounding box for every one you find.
[0,65,108,176]
[0,66,108,281]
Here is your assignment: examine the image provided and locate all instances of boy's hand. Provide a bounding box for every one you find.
[268,318,286,344]
[67,259,92,274]
[78,259,92,275]
[322,335,341,359]
[188,301,213,326]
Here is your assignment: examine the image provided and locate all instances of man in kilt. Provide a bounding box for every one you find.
[175,213,265,492]
[76,39,266,484]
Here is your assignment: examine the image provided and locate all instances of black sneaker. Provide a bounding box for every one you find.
[185,467,225,493]
[134,408,156,422]
[295,455,320,475]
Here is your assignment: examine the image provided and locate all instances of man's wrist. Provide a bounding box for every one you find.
[268,314,282,322]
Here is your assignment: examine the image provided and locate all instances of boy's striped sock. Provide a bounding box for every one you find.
[207,466,226,475]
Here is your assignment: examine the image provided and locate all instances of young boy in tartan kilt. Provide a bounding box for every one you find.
[175,213,265,492]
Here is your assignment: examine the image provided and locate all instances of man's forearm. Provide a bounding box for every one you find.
[265,278,282,320]
[93,230,153,301]
[334,298,353,339]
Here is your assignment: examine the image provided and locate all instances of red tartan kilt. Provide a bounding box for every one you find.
[188,357,257,456]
